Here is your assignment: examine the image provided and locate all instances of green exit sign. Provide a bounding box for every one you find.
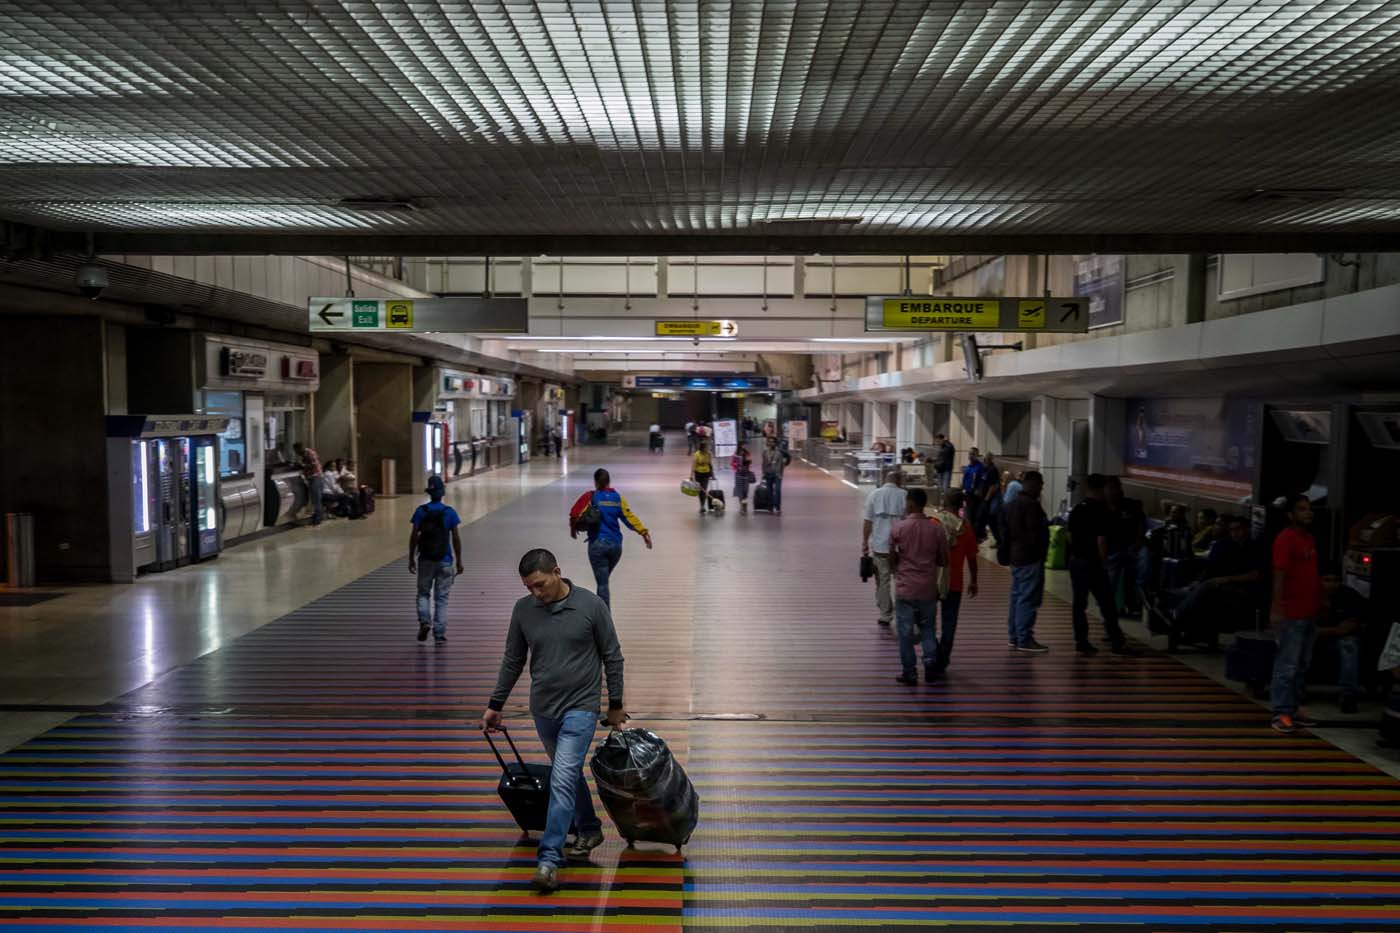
[352,300,379,327]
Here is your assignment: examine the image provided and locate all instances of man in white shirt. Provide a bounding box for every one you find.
[861,470,908,627]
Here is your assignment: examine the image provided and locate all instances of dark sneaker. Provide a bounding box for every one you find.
[1340,695,1360,714]
[924,664,943,681]
[565,832,604,860]
[1271,714,1296,734]
[1016,640,1050,654]
[434,635,447,645]
[532,862,560,893]
[1075,643,1099,656]
[878,619,892,627]
[417,623,430,642]
[1007,639,1017,648]
[895,673,918,686]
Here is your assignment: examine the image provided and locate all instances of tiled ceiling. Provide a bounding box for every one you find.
[3,1,1400,248]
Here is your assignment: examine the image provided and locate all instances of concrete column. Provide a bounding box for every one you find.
[353,363,414,494]
[862,401,875,445]
[895,399,916,451]
[655,257,669,300]
[1182,254,1207,324]
[1090,394,1126,476]
[1033,396,1073,513]
[793,256,806,300]
[974,397,1003,455]
[413,364,438,413]
[315,353,356,462]
[520,257,533,298]
[950,399,976,458]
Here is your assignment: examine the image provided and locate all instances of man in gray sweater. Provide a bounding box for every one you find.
[481,548,627,894]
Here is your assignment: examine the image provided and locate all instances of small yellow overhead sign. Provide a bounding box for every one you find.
[656,320,738,337]
[881,299,1000,331]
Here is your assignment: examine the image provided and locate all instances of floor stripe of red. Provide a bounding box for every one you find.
[1,447,1398,931]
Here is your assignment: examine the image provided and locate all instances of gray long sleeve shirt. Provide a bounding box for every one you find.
[487,580,625,720]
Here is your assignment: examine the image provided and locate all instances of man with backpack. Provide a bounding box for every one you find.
[408,476,463,644]
[569,468,652,608]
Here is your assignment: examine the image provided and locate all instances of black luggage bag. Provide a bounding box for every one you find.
[753,481,774,512]
[485,727,575,839]
[1226,630,1277,697]
[590,728,698,853]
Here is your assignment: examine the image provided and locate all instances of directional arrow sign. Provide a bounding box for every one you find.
[317,302,344,327]
[865,296,1090,334]
[655,320,739,337]
[309,297,527,334]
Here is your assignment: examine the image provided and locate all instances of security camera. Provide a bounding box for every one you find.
[75,264,109,300]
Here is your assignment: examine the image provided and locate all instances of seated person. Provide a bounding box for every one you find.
[1159,503,1195,560]
[320,461,358,517]
[1158,516,1261,646]
[1315,567,1367,714]
[339,460,359,491]
[1192,508,1222,552]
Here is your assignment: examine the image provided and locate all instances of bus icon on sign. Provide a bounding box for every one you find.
[386,300,413,329]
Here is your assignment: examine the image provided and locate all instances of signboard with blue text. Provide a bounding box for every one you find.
[1074,255,1125,329]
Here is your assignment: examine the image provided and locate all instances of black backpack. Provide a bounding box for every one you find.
[417,507,450,561]
[575,493,602,532]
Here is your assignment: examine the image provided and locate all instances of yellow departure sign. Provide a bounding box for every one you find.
[656,320,739,337]
[882,299,1000,330]
[866,296,1089,334]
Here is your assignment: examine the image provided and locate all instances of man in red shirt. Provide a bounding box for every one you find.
[930,490,979,677]
[889,488,949,685]
[1269,494,1323,734]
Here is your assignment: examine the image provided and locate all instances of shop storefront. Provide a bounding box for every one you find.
[436,369,516,479]
[196,335,321,540]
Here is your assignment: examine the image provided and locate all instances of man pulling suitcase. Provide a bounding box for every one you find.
[481,548,628,894]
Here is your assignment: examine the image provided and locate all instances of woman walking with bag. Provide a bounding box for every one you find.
[692,441,715,514]
[732,442,755,515]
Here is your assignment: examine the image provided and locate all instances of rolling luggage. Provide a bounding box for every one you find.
[707,489,726,511]
[359,487,376,515]
[1225,630,1277,697]
[591,728,698,853]
[754,481,774,512]
[484,727,575,839]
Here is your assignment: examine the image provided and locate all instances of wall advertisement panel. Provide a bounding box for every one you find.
[1074,255,1125,330]
[1123,397,1259,497]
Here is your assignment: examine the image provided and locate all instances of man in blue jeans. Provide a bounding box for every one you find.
[408,476,463,644]
[1002,470,1050,653]
[569,468,652,607]
[889,488,949,684]
[1269,494,1322,734]
[482,549,628,894]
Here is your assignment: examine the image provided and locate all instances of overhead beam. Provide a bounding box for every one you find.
[21,225,1400,257]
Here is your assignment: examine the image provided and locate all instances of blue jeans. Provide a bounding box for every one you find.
[895,598,939,676]
[309,474,324,525]
[587,538,623,607]
[1335,635,1360,697]
[1008,563,1044,646]
[1270,618,1317,716]
[415,560,455,636]
[938,591,963,665]
[764,474,783,509]
[938,470,952,492]
[534,710,603,867]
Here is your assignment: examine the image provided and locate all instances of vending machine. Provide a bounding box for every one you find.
[107,415,227,581]
[511,411,532,464]
[411,410,448,486]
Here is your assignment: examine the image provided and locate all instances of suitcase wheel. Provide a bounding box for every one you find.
[625,838,635,848]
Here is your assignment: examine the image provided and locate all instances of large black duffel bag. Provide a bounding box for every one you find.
[590,728,698,852]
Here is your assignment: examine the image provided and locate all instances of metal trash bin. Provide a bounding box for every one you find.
[5,512,35,588]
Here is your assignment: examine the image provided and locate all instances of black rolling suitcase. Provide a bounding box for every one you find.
[484,727,575,839]
[591,728,698,853]
[753,480,774,512]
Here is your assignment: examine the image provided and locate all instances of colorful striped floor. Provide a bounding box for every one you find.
[2,449,1398,930]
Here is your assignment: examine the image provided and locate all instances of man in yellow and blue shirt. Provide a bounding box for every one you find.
[569,468,652,607]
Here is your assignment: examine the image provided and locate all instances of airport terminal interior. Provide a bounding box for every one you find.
[3,2,1400,930]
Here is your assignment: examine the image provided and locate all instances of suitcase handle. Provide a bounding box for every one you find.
[483,726,529,776]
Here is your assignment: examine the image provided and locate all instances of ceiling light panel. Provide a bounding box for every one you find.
[1,1,1399,237]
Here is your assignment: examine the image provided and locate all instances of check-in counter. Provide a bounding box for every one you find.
[220,475,262,542]
[844,451,895,486]
[265,468,307,527]
[807,440,859,471]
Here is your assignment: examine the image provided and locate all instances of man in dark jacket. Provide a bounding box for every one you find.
[1003,470,1050,653]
